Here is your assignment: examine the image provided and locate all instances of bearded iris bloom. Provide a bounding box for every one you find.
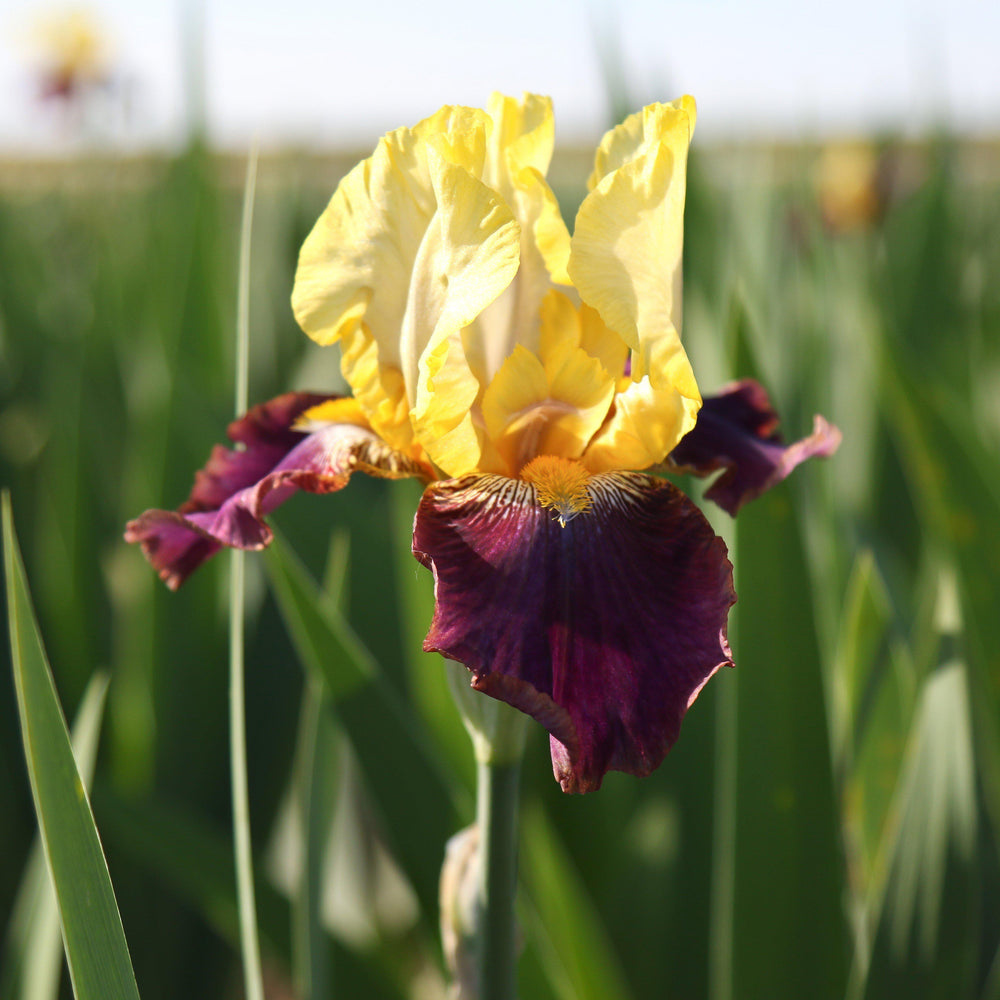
[30,9,111,102]
[126,94,839,793]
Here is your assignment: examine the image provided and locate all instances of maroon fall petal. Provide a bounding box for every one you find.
[413,472,736,793]
[668,379,841,515]
[125,392,424,589]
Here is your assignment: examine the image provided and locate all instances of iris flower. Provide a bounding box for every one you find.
[126,94,839,793]
[30,9,110,102]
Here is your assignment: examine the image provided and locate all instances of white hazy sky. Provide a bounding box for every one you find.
[1,0,998,151]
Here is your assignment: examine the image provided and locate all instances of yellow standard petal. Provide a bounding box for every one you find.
[407,152,523,474]
[460,94,573,391]
[291,107,520,458]
[568,98,701,472]
[292,396,371,431]
[587,95,697,193]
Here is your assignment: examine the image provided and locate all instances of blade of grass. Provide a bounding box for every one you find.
[3,491,141,1000]
[230,141,265,1000]
[519,804,633,1000]
[2,670,110,1000]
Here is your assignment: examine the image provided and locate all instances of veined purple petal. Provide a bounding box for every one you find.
[413,471,736,793]
[125,392,425,589]
[668,380,841,516]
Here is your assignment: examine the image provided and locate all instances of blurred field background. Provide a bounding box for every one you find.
[3,8,1000,998]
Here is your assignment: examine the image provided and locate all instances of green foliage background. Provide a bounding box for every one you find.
[2,128,999,998]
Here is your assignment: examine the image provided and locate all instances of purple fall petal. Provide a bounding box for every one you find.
[125,392,424,589]
[668,380,841,515]
[413,472,736,793]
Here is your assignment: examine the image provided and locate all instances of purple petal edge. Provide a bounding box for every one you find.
[125,392,424,589]
[668,379,841,515]
[413,471,736,793]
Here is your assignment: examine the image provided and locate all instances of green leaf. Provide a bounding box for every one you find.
[883,363,1000,856]
[862,661,979,999]
[389,478,476,793]
[704,285,849,1000]
[726,491,850,1000]
[290,678,336,1000]
[264,533,461,922]
[2,670,110,1000]
[520,805,633,1000]
[91,786,407,1000]
[3,492,141,1000]
[265,531,375,701]
[835,552,918,908]
[831,550,894,766]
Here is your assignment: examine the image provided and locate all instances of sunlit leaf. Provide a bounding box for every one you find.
[4,493,141,1000]
[728,488,850,999]
[835,550,918,912]
[863,661,979,999]
[1,671,110,1000]
[520,804,633,1000]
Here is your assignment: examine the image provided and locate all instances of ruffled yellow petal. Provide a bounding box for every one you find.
[413,335,492,476]
[420,105,489,176]
[292,94,704,481]
[486,93,571,284]
[332,322,415,453]
[571,99,695,349]
[398,156,521,469]
[481,291,616,475]
[293,396,370,431]
[460,94,573,390]
[484,92,554,185]
[568,98,701,468]
[581,335,702,474]
[575,299,629,385]
[292,107,519,456]
[587,95,697,192]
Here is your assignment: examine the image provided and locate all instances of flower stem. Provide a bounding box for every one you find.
[230,550,265,1000]
[475,756,522,1000]
[229,146,264,1000]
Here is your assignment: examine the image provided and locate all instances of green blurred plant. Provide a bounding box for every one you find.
[2,131,999,999]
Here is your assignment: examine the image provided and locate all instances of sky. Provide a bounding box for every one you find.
[1,0,998,152]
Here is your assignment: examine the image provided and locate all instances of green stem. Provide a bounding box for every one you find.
[476,756,522,1000]
[292,677,332,1000]
[230,551,265,1000]
[230,146,264,1000]
[709,518,738,1000]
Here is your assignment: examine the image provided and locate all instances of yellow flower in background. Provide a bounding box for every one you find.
[30,8,110,100]
[815,140,883,234]
[291,93,701,484]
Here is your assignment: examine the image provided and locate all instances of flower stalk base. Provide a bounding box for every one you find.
[475,756,522,1000]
